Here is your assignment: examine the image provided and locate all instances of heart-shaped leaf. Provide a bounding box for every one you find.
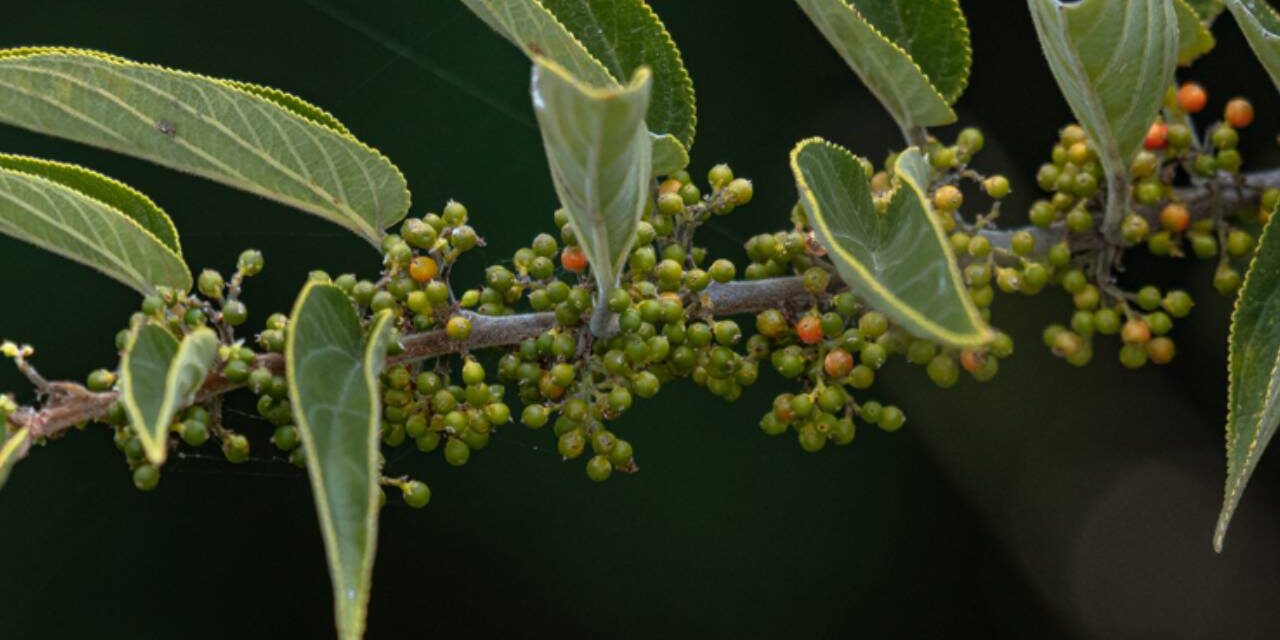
[462,0,696,157]
[286,283,395,640]
[1175,0,1217,66]
[1028,0,1178,232]
[0,47,410,246]
[790,137,990,348]
[0,154,191,293]
[794,0,970,133]
[1216,209,1280,552]
[119,324,219,465]
[1227,0,1280,93]
[0,426,30,491]
[531,58,652,331]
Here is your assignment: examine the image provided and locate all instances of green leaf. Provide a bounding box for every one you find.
[0,426,30,491]
[0,47,409,246]
[1175,0,1217,66]
[790,137,991,348]
[650,132,689,177]
[531,58,652,321]
[119,324,218,465]
[286,283,395,640]
[0,156,191,293]
[461,0,697,150]
[1227,0,1280,93]
[1028,0,1178,233]
[1216,209,1280,551]
[793,0,967,132]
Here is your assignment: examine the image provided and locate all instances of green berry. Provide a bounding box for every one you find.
[1010,230,1035,256]
[197,269,224,300]
[237,249,264,276]
[1136,286,1162,311]
[132,464,160,491]
[221,300,248,326]
[877,406,905,432]
[926,354,959,388]
[586,455,613,481]
[444,437,471,466]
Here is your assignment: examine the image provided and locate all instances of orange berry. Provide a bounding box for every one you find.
[795,316,823,345]
[1159,203,1190,232]
[658,179,682,195]
[823,348,854,378]
[1177,82,1207,114]
[561,245,588,273]
[959,349,986,374]
[408,256,438,283]
[1147,337,1176,364]
[1121,319,1151,344]
[1225,98,1255,128]
[1143,121,1168,150]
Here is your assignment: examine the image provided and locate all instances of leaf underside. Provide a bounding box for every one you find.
[794,0,963,131]
[790,137,990,348]
[1227,0,1280,94]
[1175,0,1217,66]
[1027,0,1177,186]
[530,58,652,298]
[0,47,409,245]
[0,161,191,293]
[287,283,394,640]
[461,0,695,162]
[1217,205,1280,552]
[120,324,218,465]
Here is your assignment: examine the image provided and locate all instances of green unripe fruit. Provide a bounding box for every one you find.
[237,249,264,276]
[709,259,736,284]
[1131,150,1159,178]
[1071,310,1095,336]
[180,420,209,447]
[1048,241,1072,268]
[1167,123,1192,150]
[1161,290,1194,318]
[522,404,549,429]
[223,433,250,463]
[984,175,1011,199]
[1022,263,1050,291]
[1073,284,1100,310]
[633,371,660,398]
[1146,311,1173,336]
[197,269,225,300]
[859,312,889,338]
[446,315,473,340]
[1029,200,1057,227]
[402,480,431,508]
[1065,207,1093,233]
[968,235,991,258]
[271,425,300,451]
[1214,266,1242,295]
[1010,230,1035,256]
[1194,154,1217,177]
[657,191,685,216]
[132,464,160,491]
[877,405,905,432]
[586,455,613,482]
[906,340,938,366]
[727,178,754,206]
[1189,232,1218,260]
[1135,179,1163,205]
[1136,286,1162,311]
[1227,229,1255,257]
[444,437,471,466]
[1061,269,1087,294]
[87,368,117,392]
[557,429,586,459]
[926,354,959,388]
[958,127,985,153]
[802,266,831,293]
[1121,213,1150,244]
[1093,308,1121,335]
[1211,124,1239,150]
[1147,231,1174,256]
[221,300,248,326]
[1119,343,1148,369]
[860,343,888,369]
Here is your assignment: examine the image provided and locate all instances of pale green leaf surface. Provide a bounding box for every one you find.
[0,426,30,491]
[0,164,191,293]
[794,0,957,131]
[463,0,696,156]
[1028,0,1177,190]
[1175,0,1217,66]
[0,152,179,252]
[0,48,409,245]
[120,324,217,465]
[287,283,394,640]
[791,138,990,347]
[1191,0,1228,22]
[847,0,971,103]
[650,132,689,177]
[531,59,652,296]
[1227,0,1280,93]
[1217,209,1280,551]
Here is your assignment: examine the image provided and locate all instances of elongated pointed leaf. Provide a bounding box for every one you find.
[0,426,30,491]
[531,59,652,301]
[791,138,990,347]
[1028,0,1177,224]
[462,0,696,150]
[0,48,409,245]
[794,0,966,131]
[120,325,218,465]
[1216,210,1280,551]
[0,160,191,293]
[1228,0,1280,93]
[287,283,394,640]
[1176,0,1217,66]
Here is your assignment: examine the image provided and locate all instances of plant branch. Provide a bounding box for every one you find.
[5,276,810,447]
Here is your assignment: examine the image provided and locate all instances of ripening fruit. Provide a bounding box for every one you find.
[561,245,588,273]
[1147,337,1176,365]
[1159,203,1190,232]
[1143,121,1168,150]
[1121,319,1151,344]
[408,256,438,283]
[1178,82,1207,113]
[933,185,963,212]
[1225,97,1255,128]
[824,348,854,378]
[795,316,823,345]
[959,349,986,375]
[445,315,473,340]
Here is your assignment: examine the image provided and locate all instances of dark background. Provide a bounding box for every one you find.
[1,1,1278,638]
